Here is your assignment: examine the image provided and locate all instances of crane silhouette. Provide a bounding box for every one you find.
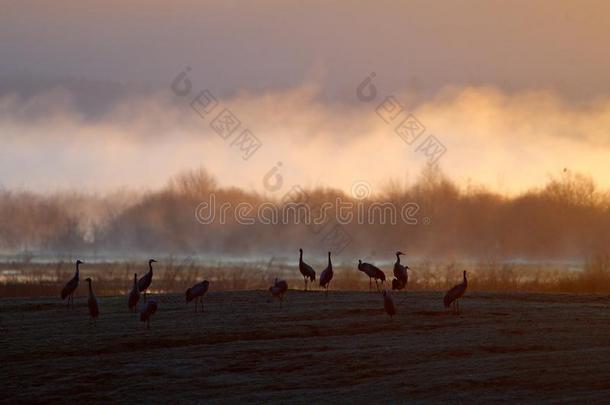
[298,248,316,291]
[357,260,386,291]
[383,290,396,319]
[269,278,288,308]
[61,259,81,309]
[186,280,210,312]
[319,251,333,297]
[444,270,468,314]
[140,301,158,329]
[85,277,99,325]
[128,273,140,313]
[392,251,409,291]
[137,259,156,302]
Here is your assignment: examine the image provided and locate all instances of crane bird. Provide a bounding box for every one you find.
[269,278,288,308]
[319,251,333,297]
[137,259,157,302]
[85,277,99,325]
[128,273,140,313]
[61,259,82,309]
[444,270,468,314]
[357,260,386,292]
[298,248,316,291]
[383,290,396,319]
[186,280,210,312]
[140,300,158,329]
[392,251,409,291]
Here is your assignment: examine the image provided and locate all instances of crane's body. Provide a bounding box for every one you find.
[128,273,140,313]
[319,252,333,296]
[140,301,158,329]
[298,249,316,291]
[85,277,99,325]
[269,278,288,308]
[444,271,468,314]
[392,251,409,291]
[357,260,386,291]
[383,290,396,319]
[138,259,156,302]
[186,280,210,312]
[61,260,81,309]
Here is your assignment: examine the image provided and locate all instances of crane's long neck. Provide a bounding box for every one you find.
[148,262,154,274]
[328,252,332,269]
[463,272,468,285]
[133,274,138,287]
[395,253,401,264]
[75,262,80,279]
[87,280,93,296]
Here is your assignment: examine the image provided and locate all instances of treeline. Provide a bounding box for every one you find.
[1,167,609,260]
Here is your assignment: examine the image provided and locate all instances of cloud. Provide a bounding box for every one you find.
[1,83,610,194]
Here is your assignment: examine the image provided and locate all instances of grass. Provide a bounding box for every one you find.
[1,256,609,298]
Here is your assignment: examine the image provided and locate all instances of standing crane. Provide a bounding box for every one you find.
[186,280,210,312]
[392,251,409,291]
[128,273,140,313]
[269,278,288,308]
[383,290,396,319]
[357,260,386,292]
[85,277,99,325]
[444,270,468,314]
[319,251,333,297]
[61,259,82,309]
[137,259,157,302]
[298,248,316,291]
[140,301,158,329]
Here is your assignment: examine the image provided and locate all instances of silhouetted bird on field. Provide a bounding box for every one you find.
[383,290,396,319]
[392,251,409,291]
[140,301,158,329]
[298,248,316,291]
[138,259,156,302]
[269,278,288,308]
[319,251,333,297]
[128,273,140,313]
[186,280,210,312]
[85,277,99,325]
[444,270,468,314]
[357,260,386,291]
[61,259,81,309]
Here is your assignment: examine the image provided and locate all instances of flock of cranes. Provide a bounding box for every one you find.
[60,250,468,326]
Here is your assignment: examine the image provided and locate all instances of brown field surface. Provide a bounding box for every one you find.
[2,290,610,403]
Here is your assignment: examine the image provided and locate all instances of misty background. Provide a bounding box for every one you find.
[1,0,610,261]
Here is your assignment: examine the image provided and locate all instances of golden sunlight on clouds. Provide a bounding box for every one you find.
[2,84,610,194]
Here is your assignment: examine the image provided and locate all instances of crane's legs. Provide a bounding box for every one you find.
[303,277,307,291]
[143,291,147,303]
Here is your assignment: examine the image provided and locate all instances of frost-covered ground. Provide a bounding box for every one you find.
[2,290,610,402]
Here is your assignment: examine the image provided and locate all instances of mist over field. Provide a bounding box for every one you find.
[0,165,608,262]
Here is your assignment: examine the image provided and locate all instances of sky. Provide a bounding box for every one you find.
[1,0,610,194]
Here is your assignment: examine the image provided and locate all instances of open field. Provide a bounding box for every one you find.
[2,290,610,402]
